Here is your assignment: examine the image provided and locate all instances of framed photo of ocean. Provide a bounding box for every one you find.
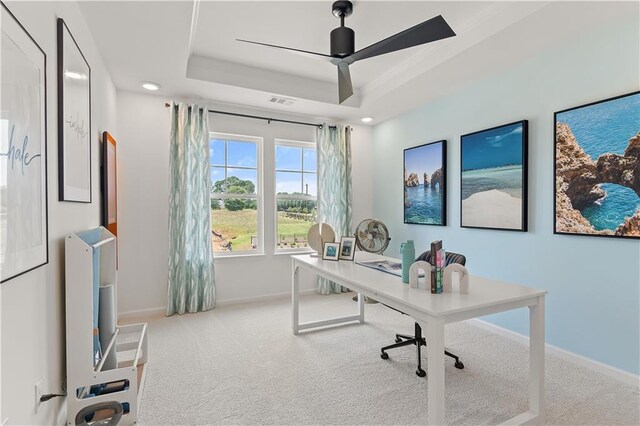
[460,120,528,231]
[403,140,447,226]
[554,91,640,239]
[0,1,49,283]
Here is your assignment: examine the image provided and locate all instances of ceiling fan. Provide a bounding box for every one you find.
[237,1,456,104]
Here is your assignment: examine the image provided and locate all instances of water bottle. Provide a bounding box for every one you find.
[400,240,415,284]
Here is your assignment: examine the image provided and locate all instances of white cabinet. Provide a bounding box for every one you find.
[65,227,148,425]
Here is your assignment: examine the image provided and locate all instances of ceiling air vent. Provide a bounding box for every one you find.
[269,96,294,106]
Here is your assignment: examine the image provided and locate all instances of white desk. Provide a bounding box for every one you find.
[292,252,547,425]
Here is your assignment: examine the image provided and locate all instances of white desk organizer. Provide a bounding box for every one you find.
[443,263,470,294]
[65,227,148,425]
[408,261,431,288]
[409,262,470,293]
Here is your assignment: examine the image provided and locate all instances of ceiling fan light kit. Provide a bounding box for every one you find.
[238,1,456,104]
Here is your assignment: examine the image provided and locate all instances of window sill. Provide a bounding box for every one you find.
[214,252,266,260]
[273,249,315,256]
[213,250,316,260]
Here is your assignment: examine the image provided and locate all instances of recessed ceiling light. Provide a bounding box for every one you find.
[141,81,160,91]
[64,71,86,80]
[361,117,373,123]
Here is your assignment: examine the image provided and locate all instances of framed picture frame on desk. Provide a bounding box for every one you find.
[322,242,340,260]
[339,236,356,261]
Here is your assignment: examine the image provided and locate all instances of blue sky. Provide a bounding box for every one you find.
[209,140,317,195]
[210,139,256,167]
[210,139,258,192]
[275,146,316,195]
[276,146,316,172]
[461,122,523,171]
[404,141,443,180]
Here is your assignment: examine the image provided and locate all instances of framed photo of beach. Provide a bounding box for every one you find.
[403,140,447,226]
[460,120,528,231]
[0,1,49,283]
[554,91,640,239]
[58,18,92,203]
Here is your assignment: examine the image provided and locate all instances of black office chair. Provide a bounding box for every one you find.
[380,251,465,377]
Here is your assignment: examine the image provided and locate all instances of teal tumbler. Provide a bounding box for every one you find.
[400,240,415,284]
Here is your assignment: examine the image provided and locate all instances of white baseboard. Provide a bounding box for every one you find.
[468,319,640,388]
[118,289,317,320]
[119,306,166,321]
[215,289,316,307]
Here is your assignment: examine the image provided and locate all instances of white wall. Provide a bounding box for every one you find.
[372,16,640,374]
[0,1,118,424]
[116,90,373,315]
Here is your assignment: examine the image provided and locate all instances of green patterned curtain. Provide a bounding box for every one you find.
[316,124,353,294]
[167,103,216,315]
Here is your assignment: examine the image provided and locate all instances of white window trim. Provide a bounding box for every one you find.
[274,138,317,253]
[210,132,264,256]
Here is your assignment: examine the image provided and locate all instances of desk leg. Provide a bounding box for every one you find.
[425,318,445,425]
[357,293,365,323]
[292,263,300,335]
[529,295,545,423]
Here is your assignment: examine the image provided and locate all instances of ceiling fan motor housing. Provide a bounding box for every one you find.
[331,26,355,57]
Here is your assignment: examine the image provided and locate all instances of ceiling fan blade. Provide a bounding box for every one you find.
[337,62,353,104]
[348,15,455,62]
[237,39,333,62]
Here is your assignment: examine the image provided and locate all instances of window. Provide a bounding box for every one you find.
[210,133,262,255]
[274,140,317,251]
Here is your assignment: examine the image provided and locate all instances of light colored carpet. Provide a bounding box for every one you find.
[130,293,639,425]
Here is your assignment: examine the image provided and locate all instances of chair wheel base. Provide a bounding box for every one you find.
[455,361,464,369]
[416,369,426,377]
[380,352,389,360]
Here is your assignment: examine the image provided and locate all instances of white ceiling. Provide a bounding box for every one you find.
[78,0,639,124]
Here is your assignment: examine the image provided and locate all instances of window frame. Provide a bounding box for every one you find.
[210,132,264,256]
[274,138,317,253]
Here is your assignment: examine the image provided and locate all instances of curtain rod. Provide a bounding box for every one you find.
[164,102,337,129]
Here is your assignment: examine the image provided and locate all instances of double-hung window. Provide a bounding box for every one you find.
[209,133,263,255]
[274,139,317,251]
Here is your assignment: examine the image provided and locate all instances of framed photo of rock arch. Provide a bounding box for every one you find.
[554,91,640,239]
[403,140,447,226]
[460,120,528,231]
[102,131,117,236]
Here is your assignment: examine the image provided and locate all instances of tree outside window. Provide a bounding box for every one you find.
[210,135,262,254]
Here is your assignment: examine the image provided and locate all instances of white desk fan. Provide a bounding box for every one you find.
[353,219,391,303]
[354,218,391,254]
